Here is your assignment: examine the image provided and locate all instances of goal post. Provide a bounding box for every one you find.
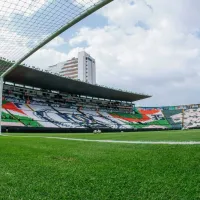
[0,0,113,135]
[0,77,3,135]
[182,109,185,129]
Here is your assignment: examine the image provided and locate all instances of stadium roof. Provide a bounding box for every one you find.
[3,65,150,102]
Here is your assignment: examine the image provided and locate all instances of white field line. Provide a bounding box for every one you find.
[1,134,200,145]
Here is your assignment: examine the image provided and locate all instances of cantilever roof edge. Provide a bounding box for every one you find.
[4,65,151,102]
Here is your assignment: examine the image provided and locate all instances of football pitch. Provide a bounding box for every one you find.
[0,130,200,200]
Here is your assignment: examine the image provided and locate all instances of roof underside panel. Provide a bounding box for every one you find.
[4,66,150,102]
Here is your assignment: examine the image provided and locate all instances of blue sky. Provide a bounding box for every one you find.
[52,11,109,53]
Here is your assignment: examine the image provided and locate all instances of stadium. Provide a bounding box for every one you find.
[1,58,200,132]
[0,0,200,199]
[1,60,200,132]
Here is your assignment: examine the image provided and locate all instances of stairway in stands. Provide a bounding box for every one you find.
[4,109,25,126]
[26,104,34,111]
[77,107,94,128]
[97,111,121,128]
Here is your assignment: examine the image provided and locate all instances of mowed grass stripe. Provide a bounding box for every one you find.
[2,129,200,142]
[2,134,200,145]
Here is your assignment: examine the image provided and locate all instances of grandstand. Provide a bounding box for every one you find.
[0,59,150,132]
[1,60,200,132]
[0,0,115,134]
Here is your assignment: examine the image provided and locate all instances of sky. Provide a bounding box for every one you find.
[15,0,200,106]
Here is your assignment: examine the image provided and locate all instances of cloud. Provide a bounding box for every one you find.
[74,0,102,8]
[0,27,30,61]
[67,0,200,106]
[46,36,66,47]
[25,46,84,69]
[102,0,200,33]
[25,48,68,69]
[0,0,46,17]
[102,0,152,31]
[0,0,47,62]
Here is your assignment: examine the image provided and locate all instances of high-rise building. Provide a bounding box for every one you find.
[47,51,96,84]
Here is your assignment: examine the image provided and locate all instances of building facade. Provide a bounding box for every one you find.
[47,51,96,84]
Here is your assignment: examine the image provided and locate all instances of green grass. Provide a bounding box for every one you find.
[7,129,200,141]
[0,130,200,200]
